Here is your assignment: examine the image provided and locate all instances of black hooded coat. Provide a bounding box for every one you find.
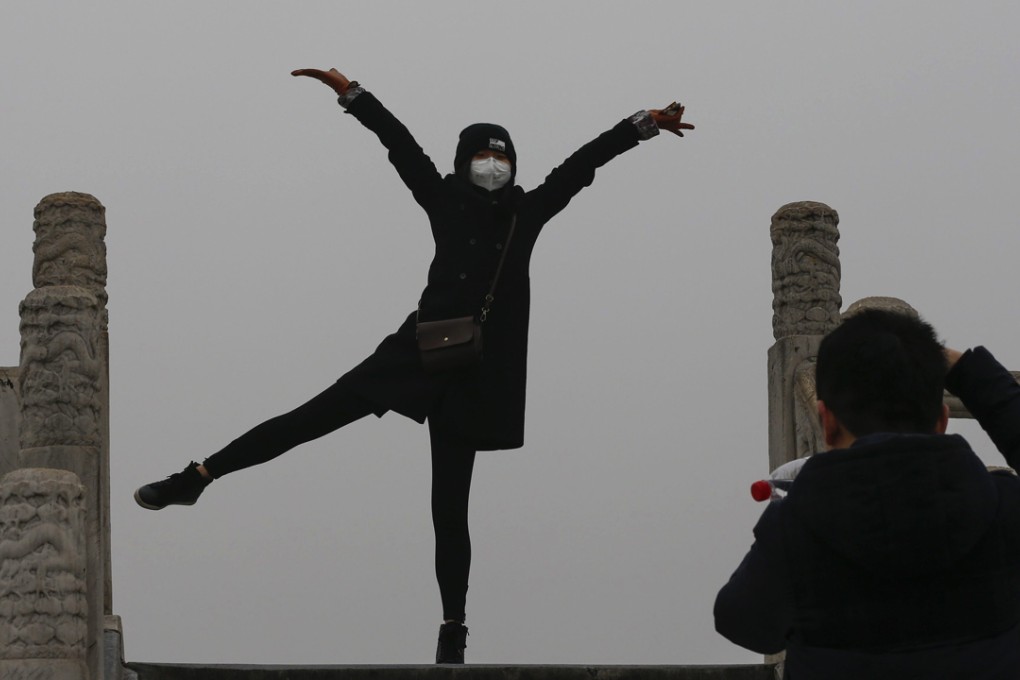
[715,347,1020,679]
[336,92,645,450]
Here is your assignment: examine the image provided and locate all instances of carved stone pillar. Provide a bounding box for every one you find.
[0,468,88,680]
[19,287,104,451]
[14,192,109,680]
[767,202,841,470]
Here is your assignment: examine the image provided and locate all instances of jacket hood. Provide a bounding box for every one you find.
[786,434,998,577]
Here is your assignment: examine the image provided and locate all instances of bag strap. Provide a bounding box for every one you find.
[480,214,517,323]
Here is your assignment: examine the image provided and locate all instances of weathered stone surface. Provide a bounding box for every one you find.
[792,357,823,462]
[12,192,111,680]
[0,468,88,680]
[107,615,139,680]
[770,202,841,340]
[0,366,19,477]
[0,658,90,680]
[32,192,108,319]
[768,202,841,469]
[768,337,822,470]
[843,296,917,319]
[18,446,106,679]
[19,287,104,450]
[126,663,777,680]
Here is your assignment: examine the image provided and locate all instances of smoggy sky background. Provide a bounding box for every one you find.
[2,0,1019,666]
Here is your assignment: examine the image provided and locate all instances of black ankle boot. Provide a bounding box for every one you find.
[134,461,212,510]
[435,621,468,664]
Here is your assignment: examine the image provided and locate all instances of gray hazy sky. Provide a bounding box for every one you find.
[2,0,1019,666]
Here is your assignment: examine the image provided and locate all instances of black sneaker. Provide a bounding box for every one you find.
[435,621,468,664]
[134,462,212,510]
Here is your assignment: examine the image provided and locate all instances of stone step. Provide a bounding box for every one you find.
[127,663,776,680]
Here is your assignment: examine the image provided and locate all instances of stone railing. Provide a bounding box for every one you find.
[0,192,128,680]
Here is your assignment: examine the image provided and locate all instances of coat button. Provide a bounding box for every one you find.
[495,243,503,250]
[469,238,477,245]
[459,273,467,280]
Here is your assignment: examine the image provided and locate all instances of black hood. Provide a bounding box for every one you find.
[454,122,517,185]
[786,434,998,577]
[455,123,516,169]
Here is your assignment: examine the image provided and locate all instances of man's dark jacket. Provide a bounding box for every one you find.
[715,347,1020,679]
[337,92,645,450]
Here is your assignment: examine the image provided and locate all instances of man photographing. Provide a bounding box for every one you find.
[715,309,1020,679]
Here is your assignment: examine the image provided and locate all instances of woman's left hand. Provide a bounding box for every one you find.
[291,68,355,96]
[649,102,695,137]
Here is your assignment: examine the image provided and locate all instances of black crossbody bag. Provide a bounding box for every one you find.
[416,216,517,374]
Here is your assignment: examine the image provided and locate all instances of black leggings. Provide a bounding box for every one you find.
[202,379,477,622]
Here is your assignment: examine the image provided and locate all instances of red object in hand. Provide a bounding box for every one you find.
[750,480,773,502]
[750,457,810,502]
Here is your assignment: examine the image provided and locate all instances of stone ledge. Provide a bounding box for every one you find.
[127,663,776,680]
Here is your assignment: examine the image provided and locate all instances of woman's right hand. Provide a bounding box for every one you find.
[291,68,354,96]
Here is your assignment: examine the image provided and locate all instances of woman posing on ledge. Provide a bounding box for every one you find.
[135,67,693,663]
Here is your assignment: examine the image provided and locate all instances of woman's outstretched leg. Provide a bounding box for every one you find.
[134,379,376,509]
[429,417,476,663]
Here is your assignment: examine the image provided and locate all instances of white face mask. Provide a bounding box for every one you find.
[469,156,512,191]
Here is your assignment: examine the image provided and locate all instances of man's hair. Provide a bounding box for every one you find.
[815,309,947,436]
